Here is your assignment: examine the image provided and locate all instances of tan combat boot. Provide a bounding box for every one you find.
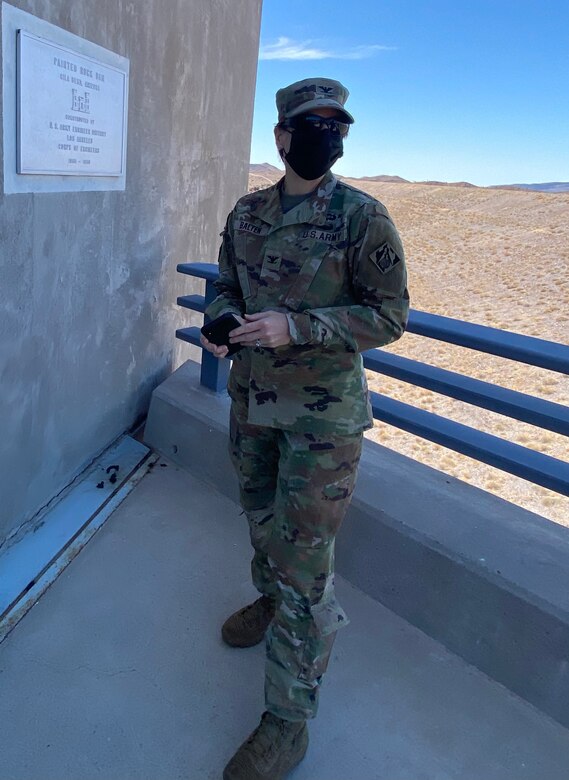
[223,711,308,780]
[221,596,275,648]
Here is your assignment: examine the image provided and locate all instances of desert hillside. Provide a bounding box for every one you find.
[248,168,569,526]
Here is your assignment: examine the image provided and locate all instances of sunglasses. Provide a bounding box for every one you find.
[283,114,350,137]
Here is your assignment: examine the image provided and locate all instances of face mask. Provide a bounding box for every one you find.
[283,128,343,180]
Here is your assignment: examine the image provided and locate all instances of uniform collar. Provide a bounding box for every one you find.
[281,170,338,228]
[250,170,338,228]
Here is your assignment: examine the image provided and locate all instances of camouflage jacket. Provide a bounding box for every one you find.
[205,171,409,435]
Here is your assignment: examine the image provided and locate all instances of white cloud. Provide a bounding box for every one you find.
[259,37,395,61]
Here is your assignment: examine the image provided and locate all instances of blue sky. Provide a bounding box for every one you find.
[250,0,569,186]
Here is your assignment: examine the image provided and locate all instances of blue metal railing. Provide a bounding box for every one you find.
[176,262,569,497]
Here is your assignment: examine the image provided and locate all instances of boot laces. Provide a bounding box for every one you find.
[245,712,292,764]
[241,597,272,628]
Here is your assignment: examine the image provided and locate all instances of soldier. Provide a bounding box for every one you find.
[201,77,409,779]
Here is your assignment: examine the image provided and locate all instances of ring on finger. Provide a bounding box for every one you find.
[255,338,261,348]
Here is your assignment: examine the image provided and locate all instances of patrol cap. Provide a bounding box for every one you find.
[276,77,354,124]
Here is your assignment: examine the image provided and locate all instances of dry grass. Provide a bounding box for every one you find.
[249,172,569,527]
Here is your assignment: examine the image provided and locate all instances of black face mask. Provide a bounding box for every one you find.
[283,128,344,180]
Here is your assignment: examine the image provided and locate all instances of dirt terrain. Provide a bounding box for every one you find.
[248,167,569,526]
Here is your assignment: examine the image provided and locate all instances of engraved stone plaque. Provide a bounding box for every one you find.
[17,30,128,176]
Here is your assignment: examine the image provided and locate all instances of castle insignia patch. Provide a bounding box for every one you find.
[370,243,401,274]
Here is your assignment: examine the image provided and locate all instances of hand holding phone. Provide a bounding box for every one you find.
[200,313,243,356]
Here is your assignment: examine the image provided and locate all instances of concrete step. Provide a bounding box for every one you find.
[0,459,568,779]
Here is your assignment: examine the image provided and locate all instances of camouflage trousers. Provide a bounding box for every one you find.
[229,404,363,721]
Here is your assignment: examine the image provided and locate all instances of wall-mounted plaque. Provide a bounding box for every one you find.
[17,30,128,176]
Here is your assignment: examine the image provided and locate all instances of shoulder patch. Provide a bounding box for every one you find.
[369,243,402,274]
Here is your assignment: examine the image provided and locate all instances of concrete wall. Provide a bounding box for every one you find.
[0,0,262,544]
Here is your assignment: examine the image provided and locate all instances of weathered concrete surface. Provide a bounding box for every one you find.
[0,0,262,543]
[144,358,569,729]
[1,458,568,780]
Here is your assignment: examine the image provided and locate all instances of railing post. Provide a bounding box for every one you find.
[200,278,230,392]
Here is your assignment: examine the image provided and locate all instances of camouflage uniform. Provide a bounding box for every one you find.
[206,169,409,721]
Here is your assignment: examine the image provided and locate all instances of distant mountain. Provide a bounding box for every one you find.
[492,182,569,194]
[348,175,475,187]
[248,166,569,194]
[249,163,283,175]
[420,180,477,188]
[357,174,410,184]
[354,176,569,192]
[248,163,284,192]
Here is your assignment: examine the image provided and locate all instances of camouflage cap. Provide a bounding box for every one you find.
[276,77,355,124]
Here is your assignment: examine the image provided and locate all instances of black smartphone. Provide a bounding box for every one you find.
[200,313,243,356]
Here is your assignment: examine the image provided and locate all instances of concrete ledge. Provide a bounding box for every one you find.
[145,359,569,729]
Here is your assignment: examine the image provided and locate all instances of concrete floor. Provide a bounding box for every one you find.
[1,457,568,780]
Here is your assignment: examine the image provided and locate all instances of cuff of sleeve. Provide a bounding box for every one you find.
[205,299,243,321]
[286,312,313,345]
